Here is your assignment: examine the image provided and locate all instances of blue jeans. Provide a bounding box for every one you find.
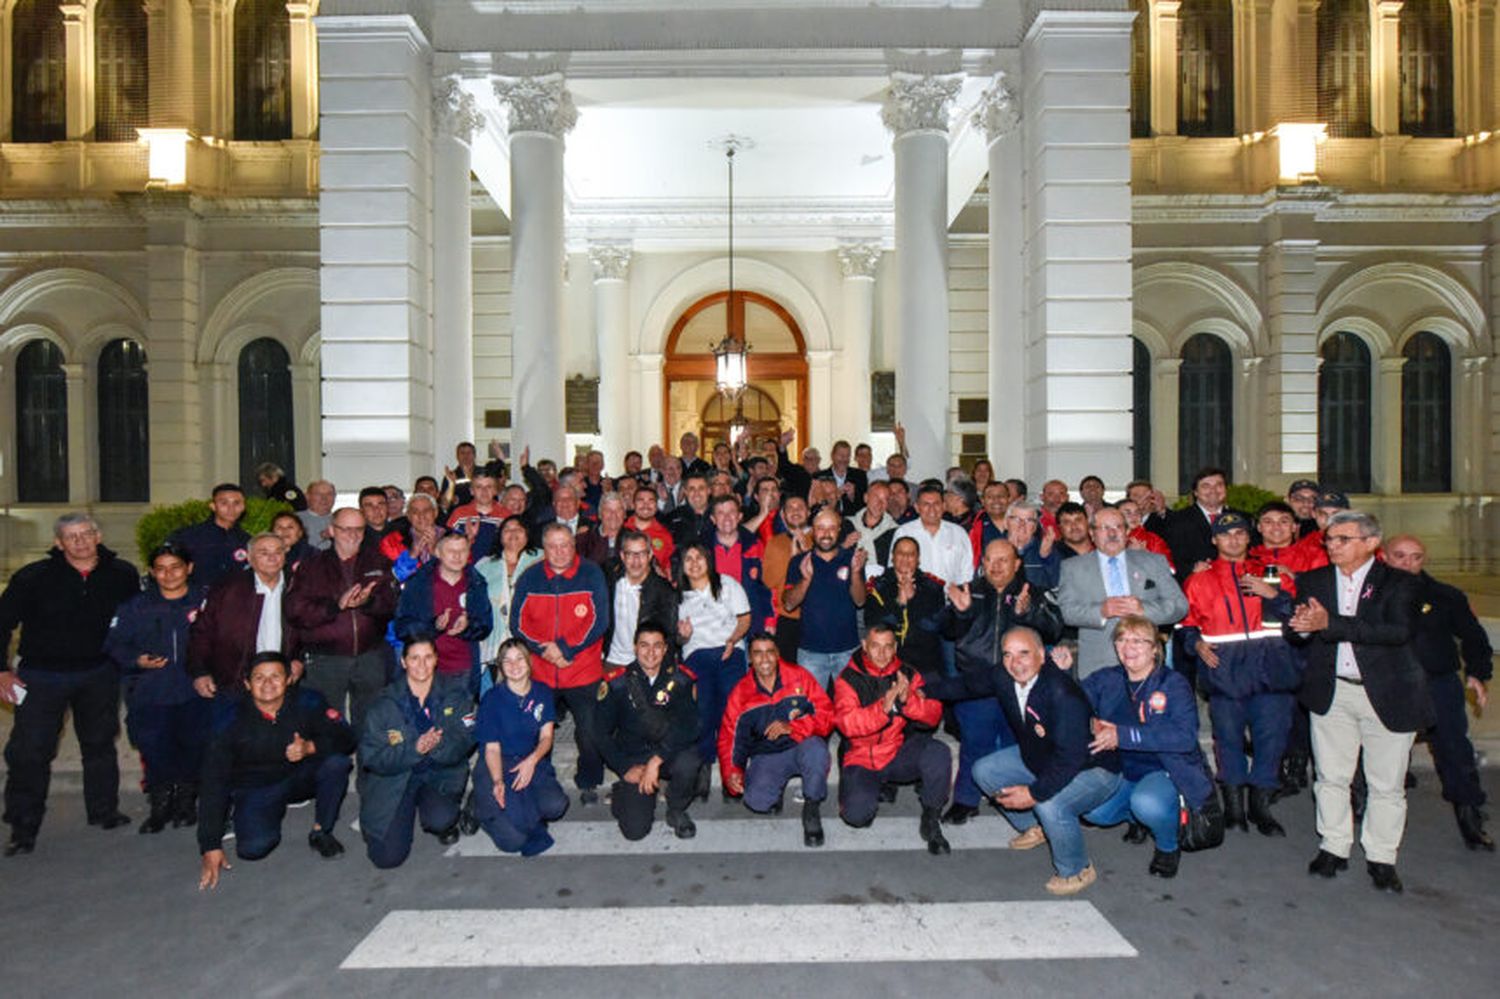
[972,745,1121,877]
[796,647,855,691]
[1084,770,1181,852]
[743,738,830,810]
[686,646,747,766]
[951,697,1014,807]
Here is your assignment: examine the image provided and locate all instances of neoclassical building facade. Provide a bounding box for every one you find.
[0,0,1496,572]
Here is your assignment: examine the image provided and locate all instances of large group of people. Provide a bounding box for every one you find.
[0,434,1492,900]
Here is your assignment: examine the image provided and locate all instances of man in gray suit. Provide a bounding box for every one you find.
[1058,507,1188,677]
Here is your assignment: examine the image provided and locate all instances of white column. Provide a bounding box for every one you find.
[494,73,575,465]
[432,76,483,461]
[189,0,232,138]
[286,1,319,140]
[1371,1,1404,136]
[317,14,436,490]
[589,243,632,466]
[1021,7,1136,490]
[636,353,664,448]
[1149,0,1182,135]
[1151,357,1182,491]
[141,195,205,500]
[1262,235,1321,482]
[62,362,89,503]
[883,69,961,481]
[835,241,880,446]
[1373,356,1404,495]
[146,0,194,130]
[60,1,95,140]
[808,350,835,447]
[1460,355,1489,494]
[977,73,1024,478]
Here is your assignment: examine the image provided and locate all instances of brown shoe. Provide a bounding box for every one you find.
[1044,864,1097,896]
[1009,826,1047,850]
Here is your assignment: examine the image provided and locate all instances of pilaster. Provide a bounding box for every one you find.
[977,73,1025,478]
[835,240,880,447]
[590,242,633,464]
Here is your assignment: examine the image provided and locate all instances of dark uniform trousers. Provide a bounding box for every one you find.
[1427,672,1486,807]
[365,769,464,869]
[472,758,570,855]
[3,665,121,833]
[555,685,605,791]
[125,698,212,785]
[839,733,951,827]
[232,753,352,860]
[611,747,701,841]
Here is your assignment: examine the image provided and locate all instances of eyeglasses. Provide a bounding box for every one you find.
[1324,533,1368,545]
[1115,637,1156,647]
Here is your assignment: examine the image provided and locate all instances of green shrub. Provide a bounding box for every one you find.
[1172,482,1282,515]
[135,497,293,565]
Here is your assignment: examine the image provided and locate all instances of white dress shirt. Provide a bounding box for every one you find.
[607,579,643,666]
[1014,674,1040,718]
[254,574,284,654]
[1334,556,1377,680]
[892,519,975,587]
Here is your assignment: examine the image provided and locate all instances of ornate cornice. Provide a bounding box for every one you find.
[433,76,485,143]
[973,71,1020,142]
[836,240,882,279]
[492,73,578,138]
[881,71,963,137]
[588,242,632,281]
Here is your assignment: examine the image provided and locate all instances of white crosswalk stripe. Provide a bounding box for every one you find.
[445,816,1016,857]
[340,901,1138,969]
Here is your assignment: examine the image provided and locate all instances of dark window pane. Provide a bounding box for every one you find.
[98,338,150,501]
[1318,0,1371,137]
[1318,332,1372,493]
[1132,336,1152,481]
[1130,0,1151,138]
[16,339,68,502]
[1401,332,1451,492]
[95,0,149,142]
[238,338,295,488]
[1399,0,1454,137]
[12,0,66,143]
[234,0,292,141]
[1177,333,1232,494]
[1178,0,1234,137]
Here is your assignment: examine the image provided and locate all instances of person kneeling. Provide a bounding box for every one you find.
[358,635,476,869]
[592,623,701,840]
[1080,616,1218,878]
[970,627,1122,895]
[833,624,952,855]
[718,633,834,847]
[197,653,355,889]
[473,638,570,856]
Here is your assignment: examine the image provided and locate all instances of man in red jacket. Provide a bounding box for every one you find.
[719,634,834,847]
[833,623,952,854]
[284,508,398,732]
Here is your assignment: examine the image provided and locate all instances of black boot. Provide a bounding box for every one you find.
[458,790,480,836]
[878,784,898,804]
[942,803,979,825]
[695,765,711,803]
[139,784,174,835]
[1148,848,1180,878]
[666,809,696,840]
[172,782,198,829]
[1351,775,1368,823]
[1121,821,1150,844]
[802,799,825,848]
[1455,804,1496,852]
[920,806,951,856]
[1248,787,1286,837]
[1273,754,1303,802]
[1221,785,1248,832]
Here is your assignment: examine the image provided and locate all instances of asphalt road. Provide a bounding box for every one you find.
[4,772,1494,999]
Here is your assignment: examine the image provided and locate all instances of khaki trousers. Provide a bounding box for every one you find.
[1310,680,1416,865]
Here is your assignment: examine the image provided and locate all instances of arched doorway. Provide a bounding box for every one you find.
[701,385,782,450]
[664,291,808,453]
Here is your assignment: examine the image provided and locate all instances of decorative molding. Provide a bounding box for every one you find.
[492,73,577,138]
[433,76,486,143]
[881,71,963,136]
[588,242,632,282]
[836,241,882,279]
[973,72,1020,142]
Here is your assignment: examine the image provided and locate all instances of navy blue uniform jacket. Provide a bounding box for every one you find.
[1082,664,1215,807]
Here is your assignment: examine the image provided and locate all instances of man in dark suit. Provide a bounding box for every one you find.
[814,440,868,516]
[1287,510,1433,893]
[1154,467,1250,584]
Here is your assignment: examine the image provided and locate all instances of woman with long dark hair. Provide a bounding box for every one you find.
[675,542,751,798]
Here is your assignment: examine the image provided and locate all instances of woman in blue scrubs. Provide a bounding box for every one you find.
[472,637,569,855]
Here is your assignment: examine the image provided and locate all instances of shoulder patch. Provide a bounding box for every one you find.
[285,490,298,500]
[443,705,455,716]
[597,680,610,701]
[386,728,404,745]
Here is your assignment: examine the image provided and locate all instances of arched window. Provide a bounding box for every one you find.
[1318,333,1372,494]
[1318,0,1371,137]
[98,339,149,501]
[233,0,292,141]
[1177,0,1234,137]
[11,0,67,143]
[1401,332,1451,493]
[238,338,295,488]
[1132,336,1152,481]
[1400,0,1454,137]
[15,339,69,502]
[1130,0,1151,138]
[1177,333,1232,494]
[95,0,148,142]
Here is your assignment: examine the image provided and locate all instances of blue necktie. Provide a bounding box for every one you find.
[1108,555,1126,597]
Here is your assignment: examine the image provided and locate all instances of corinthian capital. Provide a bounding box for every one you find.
[492,73,578,138]
[588,243,632,282]
[973,72,1020,142]
[881,72,963,137]
[434,77,485,143]
[837,241,882,279]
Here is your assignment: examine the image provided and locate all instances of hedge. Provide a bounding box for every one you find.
[1170,482,1282,515]
[135,497,294,565]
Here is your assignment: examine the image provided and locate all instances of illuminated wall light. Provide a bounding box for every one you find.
[1270,122,1327,185]
[136,128,193,187]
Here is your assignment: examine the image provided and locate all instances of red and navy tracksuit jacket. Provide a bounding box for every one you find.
[717,660,834,786]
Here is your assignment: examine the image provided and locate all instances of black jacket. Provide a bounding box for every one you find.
[1409,572,1492,681]
[601,569,680,662]
[197,686,357,852]
[945,574,1064,676]
[814,466,868,516]
[1286,561,1434,733]
[864,572,948,675]
[592,661,699,773]
[168,518,250,588]
[0,546,140,673]
[1155,505,1252,584]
